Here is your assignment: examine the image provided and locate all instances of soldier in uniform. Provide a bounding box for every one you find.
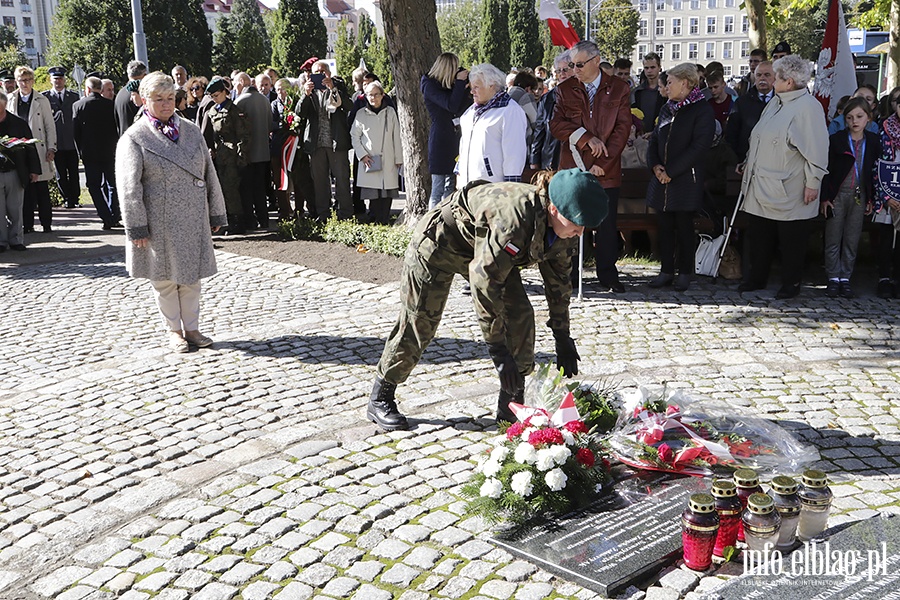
[44,67,81,208]
[201,77,250,234]
[368,168,609,431]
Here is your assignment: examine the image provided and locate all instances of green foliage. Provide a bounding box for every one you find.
[279,214,413,257]
[271,0,327,77]
[367,34,394,92]
[437,0,481,69]
[213,0,271,74]
[767,0,829,61]
[334,21,361,83]
[851,0,890,29]
[568,380,623,435]
[592,0,640,61]
[561,0,585,40]
[480,0,510,71]
[508,0,541,70]
[333,13,392,91]
[49,0,211,85]
[32,67,51,92]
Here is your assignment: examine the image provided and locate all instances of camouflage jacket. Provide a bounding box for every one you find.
[412,180,577,346]
[201,99,250,169]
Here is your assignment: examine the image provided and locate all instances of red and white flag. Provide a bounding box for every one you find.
[539,0,580,49]
[812,0,857,123]
[550,391,581,427]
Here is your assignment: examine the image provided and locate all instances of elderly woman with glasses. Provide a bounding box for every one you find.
[351,81,403,224]
[183,76,208,121]
[117,72,227,353]
[738,55,828,299]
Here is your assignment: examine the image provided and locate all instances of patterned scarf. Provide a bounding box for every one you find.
[883,114,900,161]
[146,113,179,143]
[656,87,705,131]
[474,91,511,119]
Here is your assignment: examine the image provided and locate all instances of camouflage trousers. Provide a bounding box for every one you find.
[214,161,244,217]
[376,237,537,385]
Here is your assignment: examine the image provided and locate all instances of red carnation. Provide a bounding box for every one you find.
[528,427,565,447]
[564,420,588,434]
[506,422,525,440]
[657,443,675,463]
[576,448,595,467]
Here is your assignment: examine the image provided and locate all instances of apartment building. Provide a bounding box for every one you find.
[0,0,56,67]
[629,0,753,79]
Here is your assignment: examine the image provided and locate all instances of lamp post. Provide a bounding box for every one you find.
[131,0,149,66]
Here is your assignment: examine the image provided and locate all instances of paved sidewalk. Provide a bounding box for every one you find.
[2,217,900,600]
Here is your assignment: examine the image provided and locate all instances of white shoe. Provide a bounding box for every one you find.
[168,331,190,353]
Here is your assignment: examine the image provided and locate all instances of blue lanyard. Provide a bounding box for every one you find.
[848,133,865,186]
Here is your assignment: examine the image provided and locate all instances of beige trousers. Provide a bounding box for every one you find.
[150,280,201,332]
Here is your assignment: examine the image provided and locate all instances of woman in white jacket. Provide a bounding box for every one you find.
[351,81,403,224]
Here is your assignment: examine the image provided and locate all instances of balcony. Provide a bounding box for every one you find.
[23,26,33,34]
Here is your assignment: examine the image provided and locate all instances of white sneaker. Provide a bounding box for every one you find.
[168,331,190,353]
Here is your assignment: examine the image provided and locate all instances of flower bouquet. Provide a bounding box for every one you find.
[607,386,818,476]
[0,136,40,149]
[462,391,612,525]
[524,363,622,435]
[279,90,304,136]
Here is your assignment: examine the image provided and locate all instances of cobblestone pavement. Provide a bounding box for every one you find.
[2,246,900,600]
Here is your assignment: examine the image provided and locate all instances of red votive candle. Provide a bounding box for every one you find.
[733,468,761,542]
[682,493,720,571]
[711,479,742,557]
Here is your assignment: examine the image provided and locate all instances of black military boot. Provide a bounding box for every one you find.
[497,389,522,424]
[367,379,409,431]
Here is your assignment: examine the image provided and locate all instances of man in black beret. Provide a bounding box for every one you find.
[772,41,791,61]
[44,67,82,208]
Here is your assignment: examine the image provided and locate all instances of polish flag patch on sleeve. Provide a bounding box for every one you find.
[503,242,520,256]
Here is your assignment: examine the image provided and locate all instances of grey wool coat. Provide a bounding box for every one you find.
[116,115,227,285]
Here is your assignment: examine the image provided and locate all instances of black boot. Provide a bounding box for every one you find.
[497,389,522,424]
[367,379,409,431]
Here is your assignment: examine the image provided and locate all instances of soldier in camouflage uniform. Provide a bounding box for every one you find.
[201,77,250,234]
[369,169,609,431]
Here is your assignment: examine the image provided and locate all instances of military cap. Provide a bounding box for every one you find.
[205,77,227,95]
[86,71,104,79]
[0,70,12,81]
[772,41,792,55]
[48,66,66,77]
[547,168,609,228]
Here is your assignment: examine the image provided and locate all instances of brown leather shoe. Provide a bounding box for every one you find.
[183,330,213,348]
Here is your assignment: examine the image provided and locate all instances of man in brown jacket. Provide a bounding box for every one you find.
[551,40,632,292]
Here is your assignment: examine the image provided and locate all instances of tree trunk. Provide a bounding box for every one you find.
[379,0,442,223]
[891,0,900,88]
[744,0,767,54]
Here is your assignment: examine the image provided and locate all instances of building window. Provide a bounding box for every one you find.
[0,0,13,7]
[706,42,715,59]
[741,40,750,58]
[724,65,732,76]
[706,16,716,33]
[24,38,33,48]
[655,19,664,36]
[689,17,699,34]
[688,43,698,60]
[672,18,681,35]
[638,44,647,60]
[656,44,664,54]
[724,15,734,33]
[690,0,700,8]
[639,19,648,37]
[723,41,732,59]
[740,64,750,75]
[640,0,649,11]
[725,0,735,5]
[707,0,716,7]
[671,43,681,60]
[742,15,749,33]
[673,0,682,8]
[2,16,15,26]
[656,0,666,9]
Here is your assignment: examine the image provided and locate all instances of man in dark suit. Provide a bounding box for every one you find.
[234,72,273,229]
[0,93,40,251]
[115,60,147,137]
[74,76,121,230]
[530,52,572,171]
[43,66,81,208]
[725,61,775,167]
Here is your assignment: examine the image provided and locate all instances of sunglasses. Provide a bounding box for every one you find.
[557,67,571,74]
[568,56,599,70]
[191,85,205,91]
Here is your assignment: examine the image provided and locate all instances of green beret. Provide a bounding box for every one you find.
[125,79,140,93]
[547,168,608,228]
[205,77,226,95]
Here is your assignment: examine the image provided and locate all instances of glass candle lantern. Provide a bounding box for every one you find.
[733,468,762,542]
[742,492,782,556]
[769,475,801,551]
[682,493,720,571]
[711,479,742,557]
[797,469,833,542]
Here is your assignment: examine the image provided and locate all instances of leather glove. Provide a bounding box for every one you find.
[488,344,524,395]
[553,329,580,377]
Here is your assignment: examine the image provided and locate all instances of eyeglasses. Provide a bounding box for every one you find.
[557,67,571,75]
[191,85,205,91]
[16,77,33,83]
[568,56,599,70]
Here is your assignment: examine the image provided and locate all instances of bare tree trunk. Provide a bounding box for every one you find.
[744,0,767,54]
[379,0,442,224]
[891,0,900,88]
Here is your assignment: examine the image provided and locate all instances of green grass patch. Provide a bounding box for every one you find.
[278,213,412,258]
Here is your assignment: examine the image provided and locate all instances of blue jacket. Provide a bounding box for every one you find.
[421,74,470,174]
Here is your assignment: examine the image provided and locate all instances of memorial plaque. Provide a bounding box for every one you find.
[705,516,900,600]
[490,473,706,597]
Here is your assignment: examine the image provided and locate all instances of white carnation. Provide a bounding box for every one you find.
[510,471,534,497]
[545,468,568,491]
[529,413,549,427]
[482,459,502,477]
[514,442,537,464]
[522,427,538,440]
[535,448,556,472]
[561,430,576,446]
[490,446,510,462]
[551,445,572,466]
[479,477,503,498]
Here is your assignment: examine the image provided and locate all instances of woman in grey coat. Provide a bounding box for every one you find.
[116,72,227,353]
